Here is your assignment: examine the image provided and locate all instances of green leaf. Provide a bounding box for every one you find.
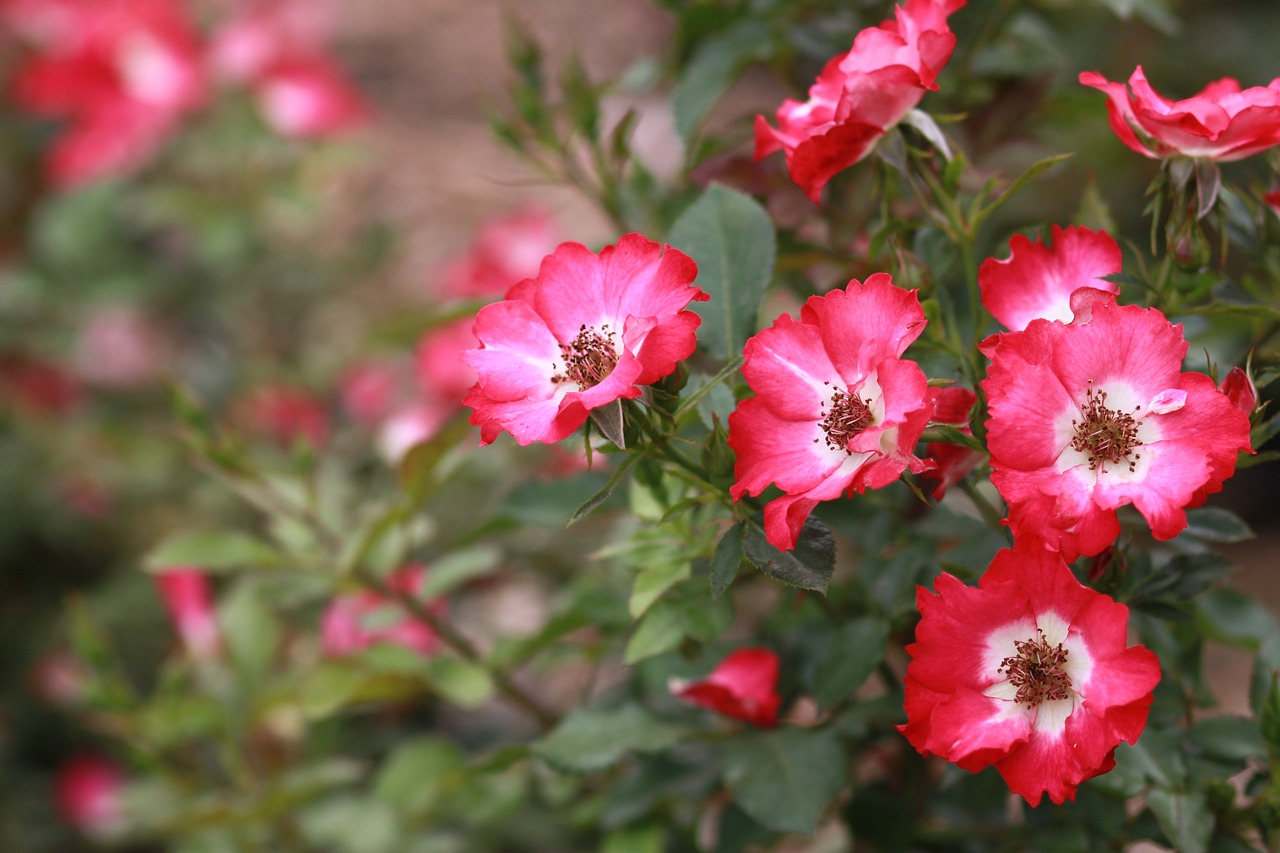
[1186,715,1265,764]
[373,736,465,815]
[630,559,692,619]
[709,523,746,599]
[810,618,890,710]
[1146,788,1213,853]
[1182,508,1254,543]
[668,184,776,361]
[901,109,952,160]
[602,824,664,853]
[571,454,642,525]
[624,603,685,664]
[722,728,846,835]
[742,517,835,594]
[533,705,688,773]
[418,545,503,599]
[300,663,368,719]
[397,416,472,502]
[672,22,769,142]
[220,581,280,688]
[144,530,279,573]
[420,657,494,708]
[972,153,1074,231]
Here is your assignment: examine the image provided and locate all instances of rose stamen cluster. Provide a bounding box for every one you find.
[817,385,876,453]
[1070,384,1143,473]
[553,324,619,390]
[998,629,1072,707]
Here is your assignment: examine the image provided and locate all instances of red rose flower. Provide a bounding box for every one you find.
[1080,66,1280,161]
[982,297,1252,560]
[920,386,984,500]
[979,225,1122,332]
[464,233,706,446]
[755,0,966,202]
[899,546,1161,806]
[55,754,126,835]
[729,274,937,550]
[670,647,781,727]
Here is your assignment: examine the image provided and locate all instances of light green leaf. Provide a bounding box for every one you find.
[373,736,465,815]
[668,184,775,361]
[630,560,691,619]
[533,704,688,773]
[144,530,279,573]
[624,603,685,664]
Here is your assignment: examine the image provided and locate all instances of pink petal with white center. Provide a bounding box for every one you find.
[808,273,928,377]
[923,685,1032,769]
[979,226,1122,332]
[740,313,837,422]
[465,300,562,403]
[729,399,852,498]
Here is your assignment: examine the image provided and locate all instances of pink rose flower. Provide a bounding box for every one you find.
[416,318,480,409]
[55,754,126,835]
[1079,66,1280,161]
[1219,365,1258,416]
[669,647,781,728]
[73,305,166,389]
[899,546,1161,806]
[981,297,1253,560]
[464,233,706,446]
[728,274,937,551]
[321,565,442,658]
[754,0,966,202]
[154,567,222,659]
[979,225,1122,332]
[4,0,206,185]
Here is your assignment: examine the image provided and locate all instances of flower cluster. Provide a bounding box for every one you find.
[1,0,367,185]
[754,0,966,201]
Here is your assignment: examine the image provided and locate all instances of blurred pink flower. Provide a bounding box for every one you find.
[73,306,165,388]
[415,318,479,409]
[208,0,368,138]
[322,565,443,657]
[377,402,449,462]
[4,0,206,185]
[54,754,126,834]
[754,0,966,202]
[1080,66,1280,161]
[238,384,330,448]
[670,647,781,727]
[29,652,89,707]
[340,360,406,427]
[154,567,222,659]
[439,206,560,299]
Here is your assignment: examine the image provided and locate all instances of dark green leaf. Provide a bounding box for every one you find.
[571,453,641,525]
[810,618,889,710]
[722,728,846,835]
[591,399,627,449]
[1182,508,1254,543]
[742,517,835,594]
[668,184,776,361]
[709,523,745,599]
[1187,715,1265,764]
[533,705,689,773]
[1147,788,1213,853]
